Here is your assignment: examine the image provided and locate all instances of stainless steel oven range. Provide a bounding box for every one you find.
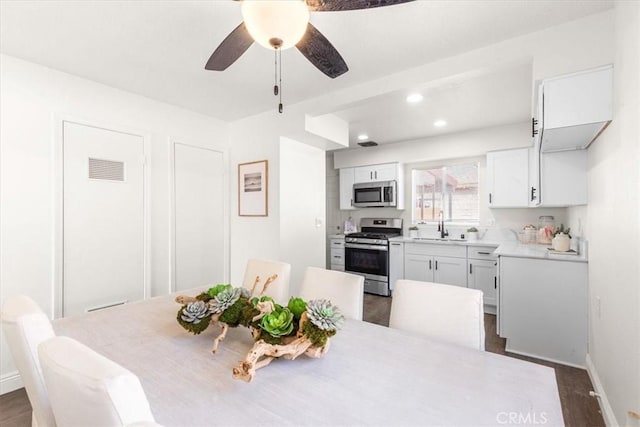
[344,218,402,297]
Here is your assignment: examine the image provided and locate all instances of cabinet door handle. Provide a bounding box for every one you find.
[391,243,401,246]
[530,187,537,201]
[469,264,473,274]
[429,260,432,270]
[494,276,497,289]
[370,171,373,180]
[489,193,492,204]
[435,260,438,270]
[478,251,491,255]
[375,171,378,179]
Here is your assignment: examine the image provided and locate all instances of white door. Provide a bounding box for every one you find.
[63,122,145,316]
[174,143,225,291]
[433,256,467,287]
[487,149,529,208]
[468,259,497,305]
[403,254,433,282]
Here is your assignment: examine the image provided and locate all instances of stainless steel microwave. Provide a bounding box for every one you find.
[352,181,397,208]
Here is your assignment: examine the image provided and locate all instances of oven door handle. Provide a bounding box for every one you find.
[345,243,389,251]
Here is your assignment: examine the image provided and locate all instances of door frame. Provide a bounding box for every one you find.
[169,139,230,293]
[53,115,151,318]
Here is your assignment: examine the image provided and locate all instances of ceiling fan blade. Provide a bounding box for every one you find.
[296,23,348,79]
[307,0,414,12]
[205,22,254,71]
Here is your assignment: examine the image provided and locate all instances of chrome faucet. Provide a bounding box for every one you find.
[438,211,449,239]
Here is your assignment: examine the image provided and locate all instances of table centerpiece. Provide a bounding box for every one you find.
[175,275,344,382]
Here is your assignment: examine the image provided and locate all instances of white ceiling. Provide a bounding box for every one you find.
[0,0,613,136]
[334,62,533,146]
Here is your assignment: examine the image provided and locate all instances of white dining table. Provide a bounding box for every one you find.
[53,289,564,426]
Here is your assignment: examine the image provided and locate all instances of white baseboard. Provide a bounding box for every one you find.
[586,354,618,427]
[505,341,586,369]
[0,371,24,395]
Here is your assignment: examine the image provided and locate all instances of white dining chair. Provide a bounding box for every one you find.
[38,336,160,427]
[1,295,57,427]
[242,259,291,304]
[299,267,364,320]
[389,279,485,351]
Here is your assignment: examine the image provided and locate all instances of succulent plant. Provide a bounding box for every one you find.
[287,297,307,318]
[180,301,210,324]
[208,284,232,298]
[209,287,242,314]
[240,287,251,298]
[260,306,294,338]
[305,299,344,331]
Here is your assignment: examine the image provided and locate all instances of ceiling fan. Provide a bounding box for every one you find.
[205,0,415,79]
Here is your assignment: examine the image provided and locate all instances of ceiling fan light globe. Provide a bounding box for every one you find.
[241,0,310,50]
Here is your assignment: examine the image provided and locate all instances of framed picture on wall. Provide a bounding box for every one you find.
[238,160,268,216]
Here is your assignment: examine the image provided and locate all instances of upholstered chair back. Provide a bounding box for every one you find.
[1,295,57,427]
[242,259,291,304]
[390,280,485,351]
[39,336,158,427]
[299,267,364,321]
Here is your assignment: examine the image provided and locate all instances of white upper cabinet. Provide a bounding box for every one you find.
[354,163,399,183]
[537,65,613,153]
[486,148,529,208]
[339,168,356,210]
[538,149,588,206]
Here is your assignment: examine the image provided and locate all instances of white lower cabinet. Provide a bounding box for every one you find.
[388,241,404,291]
[499,256,587,367]
[467,246,498,313]
[403,243,467,287]
[328,237,345,271]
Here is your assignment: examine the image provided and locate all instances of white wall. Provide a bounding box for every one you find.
[567,2,640,425]
[228,110,334,289]
[228,113,283,286]
[0,54,229,392]
[280,138,326,297]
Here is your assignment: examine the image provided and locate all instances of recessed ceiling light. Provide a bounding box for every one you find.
[357,134,369,141]
[406,93,423,104]
[434,120,447,127]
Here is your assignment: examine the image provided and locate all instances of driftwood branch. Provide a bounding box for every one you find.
[259,274,278,297]
[211,317,227,354]
[249,275,261,297]
[232,336,315,382]
[175,295,198,304]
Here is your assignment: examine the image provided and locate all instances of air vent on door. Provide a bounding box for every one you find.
[88,158,125,181]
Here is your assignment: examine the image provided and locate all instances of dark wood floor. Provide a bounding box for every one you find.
[0,294,604,427]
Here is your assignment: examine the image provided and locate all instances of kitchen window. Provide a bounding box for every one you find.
[412,162,479,223]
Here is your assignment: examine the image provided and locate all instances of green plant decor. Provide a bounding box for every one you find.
[467,227,478,233]
[553,224,571,238]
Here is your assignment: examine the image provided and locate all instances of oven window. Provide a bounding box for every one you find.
[354,188,381,203]
[345,247,388,277]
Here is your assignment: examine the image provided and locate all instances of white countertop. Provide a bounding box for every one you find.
[494,241,588,262]
[328,234,346,239]
[389,236,501,247]
[388,236,588,262]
